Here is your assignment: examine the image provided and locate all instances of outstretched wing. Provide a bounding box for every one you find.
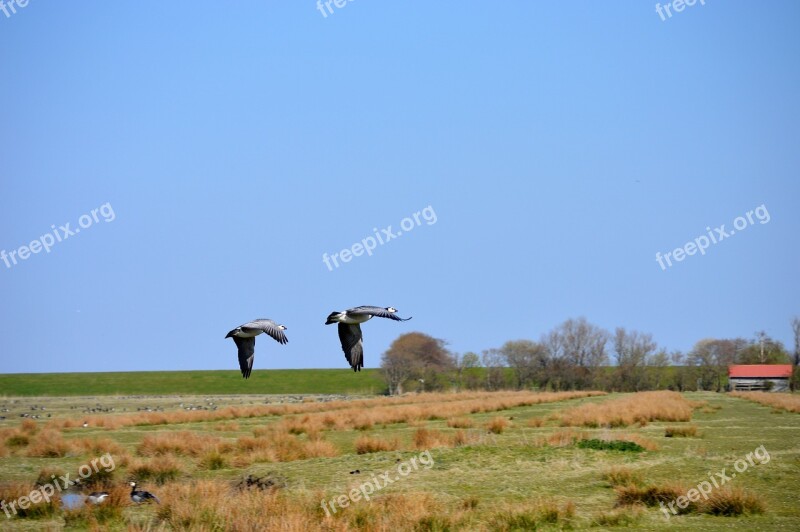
[348,306,412,321]
[338,323,364,372]
[242,319,288,344]
[233,336,256,379]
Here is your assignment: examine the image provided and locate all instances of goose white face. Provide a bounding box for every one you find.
[387,307,397,313]
[279,325,287,330]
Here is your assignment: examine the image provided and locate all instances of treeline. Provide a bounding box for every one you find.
[380,317,800,394]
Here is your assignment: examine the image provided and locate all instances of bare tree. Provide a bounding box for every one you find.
[481,348,507,391]
[738,334,790,365]
[542,317,609,389]
[688,338,738,391]
[612,328,658,391]
[792,317,800,366]
[499,340,547,390]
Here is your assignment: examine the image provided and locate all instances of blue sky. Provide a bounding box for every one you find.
[1,1,798,374]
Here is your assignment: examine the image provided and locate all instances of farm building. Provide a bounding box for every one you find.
[728,364,793,392]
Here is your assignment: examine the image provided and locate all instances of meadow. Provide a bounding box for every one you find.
[0,388,798,530]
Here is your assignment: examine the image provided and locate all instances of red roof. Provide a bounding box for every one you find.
[728,365,793,378]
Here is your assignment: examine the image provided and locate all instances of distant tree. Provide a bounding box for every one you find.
[737,333,790,365]
[481,348,507,391]
[499,340,547,389]
[792,317,800,366]
[460,352,483,390]
[451,351,482,391]
[380,332,452,395]
[542,317,609,390]
[612,328,658,392]
[647,349,671,390]
[688,338,741,391]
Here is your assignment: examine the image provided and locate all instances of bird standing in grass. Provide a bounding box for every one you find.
[325,306,411,371]
[129,482,160,504]
[225,319,288,379]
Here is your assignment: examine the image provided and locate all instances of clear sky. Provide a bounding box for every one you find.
[1,1,798,374]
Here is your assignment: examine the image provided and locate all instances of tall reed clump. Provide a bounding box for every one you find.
[354,435,400,454]
[559,391,693,428]
[486,417,510,434]
[25,429,75,458]
[665,425,699,438]
[0,481,61,520]
[128,455,186,484]
[488,499,575,530]
[731,392,800,413]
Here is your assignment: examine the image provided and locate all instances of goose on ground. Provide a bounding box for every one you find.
[129,482,160,504]
[86,491,109,505]
[225,319,288,379]
[325,306,411,371]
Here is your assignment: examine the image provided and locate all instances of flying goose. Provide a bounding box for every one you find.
[325,306,411,371]
[225,319,288,379]
[129,482,160,504]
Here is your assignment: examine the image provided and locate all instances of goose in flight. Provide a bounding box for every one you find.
[325,306,411,371]
[225,319,288,379]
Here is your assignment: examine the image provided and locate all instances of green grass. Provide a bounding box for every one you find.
[0,391,798,530]
[0,369,385,396]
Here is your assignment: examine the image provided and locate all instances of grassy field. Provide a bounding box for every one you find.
[0,369,386,396]
[0,390,798,530]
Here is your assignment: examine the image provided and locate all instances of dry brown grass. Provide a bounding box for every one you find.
[128,455,186,484]
[47,390,605,433]
[602,466,644,487]
[703,486,766,516]
[665,425,699,438]
[488,499,576,530]
[20,418,38,434]
[152,480,463,531]
[74,436,125,457]
[731,392,800,413]
[531,428,658,451]
[25,429,76,458]
[138,431,228,458]
[616,483,765,517]
[526,417,545,428]
[212,421,240,431]
[558,391,693,428]
[615,482,691,510]
[486,417,510,434]
[446,417,474,429]
[0,481,62,519]
[354,435,400,454]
